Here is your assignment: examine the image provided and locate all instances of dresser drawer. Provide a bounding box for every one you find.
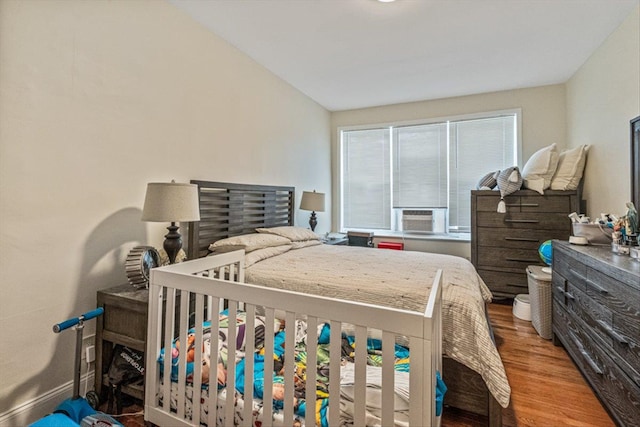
[584,267,640,321]
[519,195,574,212]
[474,193,575,213]
[552,245,588,289]
[477,247,541,271]
[477,268,528,296]
[476,227,569,250]
[554,304,640,426]
[476,212,571,230]
[475,194,519,211]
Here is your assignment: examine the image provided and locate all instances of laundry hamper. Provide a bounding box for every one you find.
[526,265,553,339]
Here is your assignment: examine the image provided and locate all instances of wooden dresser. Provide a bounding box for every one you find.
[471,189,581,298]
[552,241,640,426]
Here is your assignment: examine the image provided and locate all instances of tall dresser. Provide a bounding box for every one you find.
[471,189,581,298]
[552,241,640,426]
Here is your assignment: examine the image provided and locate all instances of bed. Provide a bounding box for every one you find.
[145,180,510,426]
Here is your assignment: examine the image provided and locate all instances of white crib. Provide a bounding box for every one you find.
[144,250,443,427]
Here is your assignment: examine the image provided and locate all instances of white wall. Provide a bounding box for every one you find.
[330,84,567,255]
[0,0,330,420]
[566,5,640,218]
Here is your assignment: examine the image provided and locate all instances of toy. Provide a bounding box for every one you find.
[29,308,123,427]
[496,167,523,213]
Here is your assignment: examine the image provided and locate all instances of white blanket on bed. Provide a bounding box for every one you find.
[245,244,511,408]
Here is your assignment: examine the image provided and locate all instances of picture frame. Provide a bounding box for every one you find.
[632,115,640,210]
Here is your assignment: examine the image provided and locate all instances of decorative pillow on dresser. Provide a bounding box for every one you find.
[476,170,500,190]
[521,143,559,194]
[550,145,589,190]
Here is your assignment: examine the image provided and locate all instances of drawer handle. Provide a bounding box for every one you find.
[504,219,540,223]
[596,320,628,345]
[569,331,603,375]
[506,257,540,263]
[520,203,540,207]
[504,237,540,242]
[586,280,609,295]
[580,349,604,375]
[569,269,587,282]
[555,287,575,300]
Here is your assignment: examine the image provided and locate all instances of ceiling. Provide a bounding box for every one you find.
[169,0,639,112]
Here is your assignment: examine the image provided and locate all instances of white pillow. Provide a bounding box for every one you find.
[522,143,559,194]
[291,239,322,249]
[256,226,319,242]
[550,145,589,190]
[209,233,291,253]
[245,244,292,267]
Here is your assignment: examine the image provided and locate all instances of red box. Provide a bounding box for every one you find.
[378,241,404,250]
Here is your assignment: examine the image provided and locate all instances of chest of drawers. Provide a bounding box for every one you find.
[471,189,581,298]
[552,241,640,426]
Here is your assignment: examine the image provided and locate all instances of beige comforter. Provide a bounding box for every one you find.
[245,244,511,408]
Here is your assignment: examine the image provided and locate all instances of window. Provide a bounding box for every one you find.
[339,110,519,233]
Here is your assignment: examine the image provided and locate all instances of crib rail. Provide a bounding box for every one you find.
[145,250,442,427]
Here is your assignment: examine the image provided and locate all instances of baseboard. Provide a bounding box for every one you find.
[0,372,95,427]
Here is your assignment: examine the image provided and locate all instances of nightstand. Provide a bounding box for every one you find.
[95,284,148,404]
[323,237,349,246]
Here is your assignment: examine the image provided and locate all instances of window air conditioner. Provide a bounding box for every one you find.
[399,208,448,234]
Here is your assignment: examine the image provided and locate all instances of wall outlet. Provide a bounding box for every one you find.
[85,345,95,363]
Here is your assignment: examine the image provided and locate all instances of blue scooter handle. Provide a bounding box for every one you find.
[53,307,104,333]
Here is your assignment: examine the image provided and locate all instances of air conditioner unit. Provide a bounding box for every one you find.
[398,208,448,234]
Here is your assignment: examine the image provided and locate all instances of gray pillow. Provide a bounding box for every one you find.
[476,170,500,190]
[496,166,522,213]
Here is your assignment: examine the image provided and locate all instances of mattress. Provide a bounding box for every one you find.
[245,244,511,408]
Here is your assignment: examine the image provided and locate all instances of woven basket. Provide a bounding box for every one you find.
[527,265,553,339]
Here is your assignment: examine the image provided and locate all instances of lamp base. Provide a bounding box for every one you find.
[164,222,183,264]
[309,211,317,232]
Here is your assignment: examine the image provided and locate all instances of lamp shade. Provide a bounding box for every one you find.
[141,182,200,222]
[300,191,325,212]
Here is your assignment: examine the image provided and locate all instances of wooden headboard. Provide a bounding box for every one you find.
[186,180,295,260]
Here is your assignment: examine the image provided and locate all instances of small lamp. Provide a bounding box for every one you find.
[141,181,200,264]
[300,190,325,232]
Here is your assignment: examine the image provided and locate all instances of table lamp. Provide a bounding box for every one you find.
[141,181,200,264]
[300,190,325,232]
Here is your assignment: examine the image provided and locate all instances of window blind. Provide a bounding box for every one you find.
[339,111,518,233]
[449,116,516,231]
[341,128,391,229]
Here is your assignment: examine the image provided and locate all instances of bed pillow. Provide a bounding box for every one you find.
[245,244,292,267]
[209,233,291,254]
[256,226,319,242]
[521,143,559,194]
[291,239,322,249]
[550,145,589,190]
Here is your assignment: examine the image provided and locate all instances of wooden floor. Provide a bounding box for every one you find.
[109,301,614,427]
[442,301,614,427]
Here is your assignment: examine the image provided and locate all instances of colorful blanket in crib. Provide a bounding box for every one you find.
[157,311,412,426]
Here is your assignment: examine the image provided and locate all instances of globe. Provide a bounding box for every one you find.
[538,240,553,266]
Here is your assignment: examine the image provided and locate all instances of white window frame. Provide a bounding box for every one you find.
[337,109,522,234]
